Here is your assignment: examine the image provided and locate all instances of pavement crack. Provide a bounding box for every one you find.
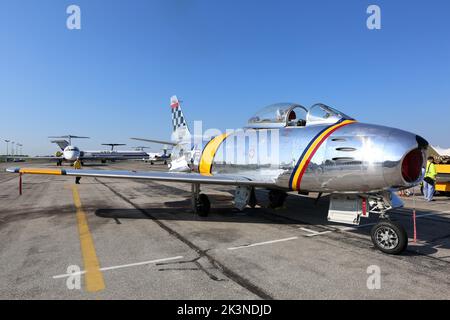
[95,178,273,299]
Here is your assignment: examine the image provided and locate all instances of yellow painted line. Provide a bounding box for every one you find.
[19,168,63,175]
[71,185,105,292]
[199,133,230,176]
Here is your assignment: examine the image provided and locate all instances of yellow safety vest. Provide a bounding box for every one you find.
[73,160,82,170]
[425,161,437,181]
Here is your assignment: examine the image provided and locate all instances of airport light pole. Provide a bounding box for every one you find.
[11,142,15,157]
[4,140,10,162]
[4,140,10,156]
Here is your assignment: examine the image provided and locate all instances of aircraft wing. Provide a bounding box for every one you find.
[26,156,64,160]
[130,137,178,146]
[6,167,268,187]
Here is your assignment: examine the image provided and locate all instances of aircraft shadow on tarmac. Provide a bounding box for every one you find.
[94,192,450,256]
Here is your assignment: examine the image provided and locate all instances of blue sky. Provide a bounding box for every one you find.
[1,0,449,155]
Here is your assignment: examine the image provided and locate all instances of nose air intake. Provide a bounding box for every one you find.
[400,135,428,184]
[383,131,429,188]
[401,149,423,183]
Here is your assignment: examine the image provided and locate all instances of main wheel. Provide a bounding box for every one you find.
[248,188,257,209]
[196,194,210,217]
[370,221,408,255]
[268,190,287,209]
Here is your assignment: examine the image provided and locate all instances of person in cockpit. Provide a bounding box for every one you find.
[288,110,306,127]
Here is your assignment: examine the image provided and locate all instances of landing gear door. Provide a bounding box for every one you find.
[327,195,366,225]
[234,186,251,211]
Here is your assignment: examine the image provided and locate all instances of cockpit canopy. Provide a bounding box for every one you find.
[65,146,80,152]
[247,103,353,128]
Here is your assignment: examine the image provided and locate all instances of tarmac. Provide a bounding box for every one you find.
[0,160,449,299]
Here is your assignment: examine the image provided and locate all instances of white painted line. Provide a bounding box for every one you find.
[53,255,184,279]
[299,227,319,234]
[227,237,298,251]
[395,210,450,218]
[305,231,332,237]
[298,227,331,237]
[418,210,450,215]
[416,212,441,218]
[339,223,377,232]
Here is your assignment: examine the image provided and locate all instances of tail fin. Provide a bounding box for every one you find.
[171,95,191,142]
[51,140,69,150]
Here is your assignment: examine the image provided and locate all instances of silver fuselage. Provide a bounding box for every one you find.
[175,122,427,193]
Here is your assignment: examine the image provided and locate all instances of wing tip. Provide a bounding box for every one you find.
[6,168,65,175]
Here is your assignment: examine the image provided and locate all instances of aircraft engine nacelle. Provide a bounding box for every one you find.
[382,129,428,189]
[288,123,429,193]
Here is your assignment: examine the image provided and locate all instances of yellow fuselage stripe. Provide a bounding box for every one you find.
[72,185,105,292]
[291,120,357,190]
[199,133,230,176]
[19,168,63,175]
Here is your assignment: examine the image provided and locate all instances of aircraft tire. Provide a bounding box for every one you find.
[196,194,210,217]
[268,190,287,209]
[370,221,408,255]
[249,188,257,209]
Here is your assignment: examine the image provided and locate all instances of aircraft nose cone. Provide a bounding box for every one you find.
[383,129,428,187]
[64,151,79,161]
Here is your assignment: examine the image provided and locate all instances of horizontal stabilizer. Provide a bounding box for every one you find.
[50,140,69,151]
[130,137,177,146]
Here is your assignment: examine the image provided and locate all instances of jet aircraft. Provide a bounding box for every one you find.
[6,96,428,254]
[42,136,149,165]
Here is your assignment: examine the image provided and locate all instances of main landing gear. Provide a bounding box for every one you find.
[191,183,210,217]
[190,185,258,217]
[268,190,287,209]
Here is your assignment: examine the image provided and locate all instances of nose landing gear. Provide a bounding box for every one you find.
[328,192,409,254]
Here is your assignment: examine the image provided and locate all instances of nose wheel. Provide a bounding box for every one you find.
[370,221,408,254]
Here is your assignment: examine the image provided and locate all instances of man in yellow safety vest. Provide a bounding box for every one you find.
[423,156,437,202]
[73,157,82,184]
